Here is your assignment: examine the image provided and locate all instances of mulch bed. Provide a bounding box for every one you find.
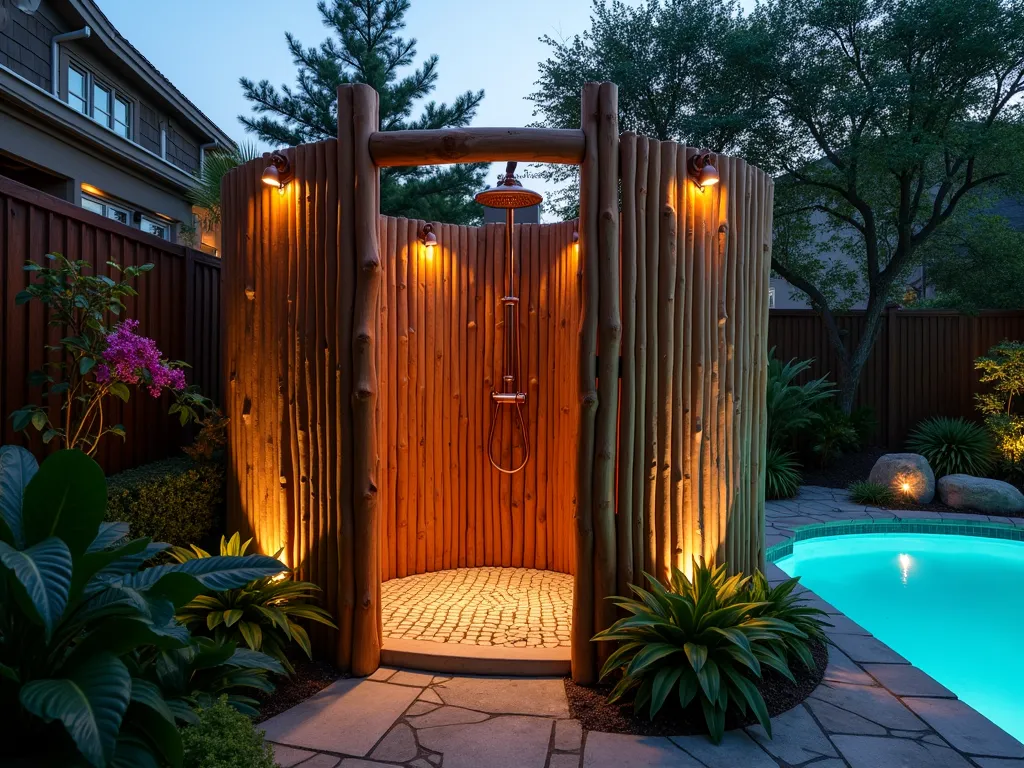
[799,447,887,489]
[565,640,827,736]
[255,658,347,723]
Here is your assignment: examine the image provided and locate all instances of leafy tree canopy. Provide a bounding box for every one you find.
[240,0,487,224]
[531,0,1024,409]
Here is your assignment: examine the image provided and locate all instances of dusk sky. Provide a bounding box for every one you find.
[96,0,612,203]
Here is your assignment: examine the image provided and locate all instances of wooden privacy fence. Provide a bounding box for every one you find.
[222,82,774,683]
[768,309,1024,446]
[0,175,222,474]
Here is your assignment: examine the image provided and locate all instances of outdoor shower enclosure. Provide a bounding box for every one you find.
[222,83,774,683]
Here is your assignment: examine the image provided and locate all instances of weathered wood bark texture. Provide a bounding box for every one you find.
[223,81,773,682]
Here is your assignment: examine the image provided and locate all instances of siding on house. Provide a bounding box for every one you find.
[137,101,161,154]
[0,2,60,90]
[166,123,198,175]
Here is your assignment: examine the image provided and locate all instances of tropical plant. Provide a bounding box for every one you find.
[810,403,860,467]
[168,533,336,674]
[976,341,1024,476]
[187,143,261,230]
[593,560,827,743]
[0,446,286,767]
[747,571,830,671]
[9,254,208,455]
[181,696,277,768]
[182,407,230,463]
[765,350,836,450]
[907,417,994,477]
[765,446,801,500]
[847,480,896,507]
[240,0,488,224]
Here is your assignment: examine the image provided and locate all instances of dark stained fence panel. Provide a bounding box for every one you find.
[1,175,221,474]
[768,309,1024,447]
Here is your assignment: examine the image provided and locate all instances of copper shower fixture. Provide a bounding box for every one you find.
[688,149,720,189]
[475,161,542,474]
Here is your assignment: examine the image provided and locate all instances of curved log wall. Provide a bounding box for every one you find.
[376,218,580,581]
[223,82,773,681]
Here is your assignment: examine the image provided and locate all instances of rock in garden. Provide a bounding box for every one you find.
[937,474,1024,514]
[868,453,935,504]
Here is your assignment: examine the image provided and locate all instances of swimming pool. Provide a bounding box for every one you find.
[776,533,1024,742]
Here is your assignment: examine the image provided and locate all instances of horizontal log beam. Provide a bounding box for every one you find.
[368,128,585,167]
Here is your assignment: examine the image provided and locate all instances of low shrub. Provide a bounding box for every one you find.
[106,456,223,546]
[593,560,828,743]
[766,350,835,449]
[810,403,861,467]
[848,480,896,506]
[765,447,802,499]
[906,416,994,477]
[181,697,277,768]
[170,533,336,675]
[976,341,1024,478]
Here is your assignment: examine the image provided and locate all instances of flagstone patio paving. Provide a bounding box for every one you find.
[262,487,1024,767]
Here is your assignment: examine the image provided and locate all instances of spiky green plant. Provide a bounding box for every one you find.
[765,446,802,499]
[906,416,994,477]
[169,533,336,675]
[593,560,826,744]
[847,480,896,506]
[747,572,830,670]
[766,349,836,450]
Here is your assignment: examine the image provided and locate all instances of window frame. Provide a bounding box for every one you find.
[768,286,776,310]
[65,59,134,140]
[81,193,131,226]
[139,215,170,240]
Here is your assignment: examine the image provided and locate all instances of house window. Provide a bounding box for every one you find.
[113,96,131,138]
[68,66,88,114]
[768,287,776,309]
[82,194,130,225]
[93,83,112,128]
[140,216,169,240]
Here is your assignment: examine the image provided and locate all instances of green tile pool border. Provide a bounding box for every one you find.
[766,517,1024,562]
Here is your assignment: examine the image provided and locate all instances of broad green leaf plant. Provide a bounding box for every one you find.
[169,533,336,674]
[9,254,209,456]
[0,446,286,767]
[593,560,829,744]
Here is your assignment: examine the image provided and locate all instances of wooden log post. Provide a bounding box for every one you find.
[342,83,383,676]
[573,82,601,684]
[592,81,621,669]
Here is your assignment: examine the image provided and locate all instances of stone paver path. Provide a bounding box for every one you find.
[261,487,1024,767]
[381,567,572,648]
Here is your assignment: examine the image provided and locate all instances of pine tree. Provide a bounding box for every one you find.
[239,0,487,224]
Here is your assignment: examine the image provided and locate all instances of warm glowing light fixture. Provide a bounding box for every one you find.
[81,183,105,197]
[688,149,719,189]
[262,151,292,191]
[901,482,911,493]
[420,223,437,249]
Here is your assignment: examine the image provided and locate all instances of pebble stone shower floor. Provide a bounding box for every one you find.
[381,567,573,648]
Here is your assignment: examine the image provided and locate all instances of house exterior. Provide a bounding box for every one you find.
[0,0,232,253]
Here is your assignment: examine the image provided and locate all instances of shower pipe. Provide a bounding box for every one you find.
[487,202,530,474]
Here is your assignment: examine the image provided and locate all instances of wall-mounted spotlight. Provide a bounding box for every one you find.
[420,223,437,250]
[262,151,292,194]
[688,149,719,190]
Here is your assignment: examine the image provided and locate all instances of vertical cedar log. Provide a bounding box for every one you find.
[681,151,697,571]
[573,82,601,684]
[347,84,381,676]
[396,218,410,578]
[654,141,677,582]
[617,132,637,598]
[671,148,686,576]
[632,137,650,581]
[336,88,357,670]
[592,81,621,666]
[642,141,661,577]
[537,224,550,570]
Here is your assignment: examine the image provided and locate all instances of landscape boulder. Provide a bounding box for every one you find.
[867,453,935,504]
[937,474,1024,514]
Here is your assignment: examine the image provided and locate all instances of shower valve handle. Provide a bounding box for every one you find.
[492,391,526,405]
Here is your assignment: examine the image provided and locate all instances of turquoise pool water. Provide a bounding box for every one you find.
[776,533,1024,742]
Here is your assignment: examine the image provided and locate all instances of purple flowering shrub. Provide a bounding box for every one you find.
[10,253,210,455]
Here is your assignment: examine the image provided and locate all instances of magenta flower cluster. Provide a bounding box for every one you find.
[96,319,187,397]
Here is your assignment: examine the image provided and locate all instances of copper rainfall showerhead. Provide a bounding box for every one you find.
[475,161,543,209]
